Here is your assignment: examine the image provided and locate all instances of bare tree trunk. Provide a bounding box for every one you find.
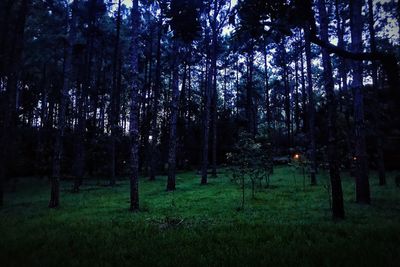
[129,0,140,211]
[246,50,256,136]
[317,0,344,220]
[50,0,76,208]
[304,26,317,186]
[334,0,352,168]
[149,8,163,181]
[367,0,386,186]
[201,61,212,184]
[211,29,218,178]
[109,0,122,186]
[299,41,308,133]
[294,51,300,133]
[264,46,271,131]
[201,27,212,185]
[167,42,180,191]
[280,41,291,149]
[350,0,370,204]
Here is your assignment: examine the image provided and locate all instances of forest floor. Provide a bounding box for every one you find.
[1,166,400,266]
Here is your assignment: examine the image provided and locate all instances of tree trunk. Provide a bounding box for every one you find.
[350,0,370,204]
[50,0,76,208]
[201,50,212,185]
[367,0,386,186]
[294,51,300,133]
[129,0,140,211]
[167,42,180,191]
[149,8,163,181]
[264,47,271,131]
[304,26,317,185]
[211,29,218,178]
[299,41,308,133]
[246,50,256,136]
[109,0,122,186]
[317,0,345,220]
[334,0,352,168]
[280,41,291,149]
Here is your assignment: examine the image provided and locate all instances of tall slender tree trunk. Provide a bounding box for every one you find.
[73,1,98,192]
[350,0,371,204]
[367,0,386,186]
[129,0,140,211]
[109,0,122,186]
[294,51,301,133]
[149,9,163,181]
[281,41,291,149]
[50,0,76,208]
[335,0,352,168]
[167,42,180,191]
[299,42,308,133]
[245,50,256,136]
[201,57,211,185]
[0,0,15,206]
[318,0,345,219]
[264,47,271,131]
[304,26,317,185]
[211,29,218,178]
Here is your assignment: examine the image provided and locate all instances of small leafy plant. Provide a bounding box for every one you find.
[227,131,273,209]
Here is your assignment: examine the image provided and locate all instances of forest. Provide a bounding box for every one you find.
[0,0,400,266]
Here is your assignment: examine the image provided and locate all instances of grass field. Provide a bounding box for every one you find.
[1,166,400,266]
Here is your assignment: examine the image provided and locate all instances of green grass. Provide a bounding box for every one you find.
[1,166,400,266]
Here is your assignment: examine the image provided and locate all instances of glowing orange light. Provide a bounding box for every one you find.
[294,154,300,159]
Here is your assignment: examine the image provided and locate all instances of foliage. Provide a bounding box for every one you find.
[228,131,273,208]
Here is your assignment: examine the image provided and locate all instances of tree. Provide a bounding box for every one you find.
[109,0,123,186]
[149,0,165,182]
[167,0,202,190]
[367,0,386,186]
[303,25,317,186]
[129,0,140,211]
[350,0,370,204]
[317,0,344,219]
[49,0,77,208]
[0,0,30,206]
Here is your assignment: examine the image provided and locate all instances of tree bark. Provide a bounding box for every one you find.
[294,50,300,133]
[317,0,344,219]
[167,42,180,191]
[367,0,386,186]
[129,0,140,211]
[211,27,218,178]
[280,41,291,149]
[299,38,308,133]
[350,0,371,204]
[201,57,212,184]
[304,26,317,186]
[109,0,122,186]
[149,7,163,181]
[50,0,76,208]
[0,0,30,205]
[264,46,271,131]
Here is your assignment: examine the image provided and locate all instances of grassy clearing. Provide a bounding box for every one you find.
[1,166,400,266]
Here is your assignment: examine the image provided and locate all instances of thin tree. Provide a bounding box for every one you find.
[49,0,77,208]
[317,0,344,219]
[167,41,180,191]
[129,0,140,211]
[367,0,386,186]
[109,0,122,186]
[149,1,164,181]
[350,0,371,204]
[303,26,317,186]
